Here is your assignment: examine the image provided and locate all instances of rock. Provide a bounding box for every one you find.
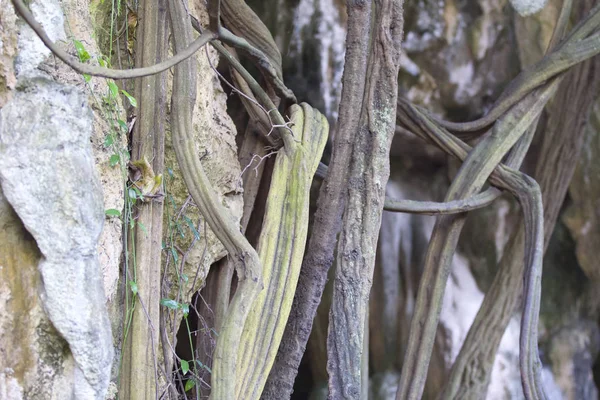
[509,0,548,17]
[0,77,113,399]
[564,101,600,282]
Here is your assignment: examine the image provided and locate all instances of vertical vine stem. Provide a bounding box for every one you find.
[167,0,262,398]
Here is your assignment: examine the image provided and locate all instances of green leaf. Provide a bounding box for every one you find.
[129,281,138,295]
[160,298,179,310]
[117,119,128,132]
[128,188,138,200]
[175,221,186,239]
[181,273,189,283]
[183,216,200,240]
[104,134,114,147]
[83,74,91,83]
[109,154,120,167]
[180,359,190,375]
[108,81,119,99]
[170,246,179,263]
[105,208,121,217]
[73,40,90,62]
[196,360,212,373]
[138,221,148,235]
[181,303,189,317]
[184,379,195,392]
[121,90,137,107]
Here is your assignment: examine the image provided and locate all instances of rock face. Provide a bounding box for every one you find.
[0,0,121,397]
[0,77,113,399]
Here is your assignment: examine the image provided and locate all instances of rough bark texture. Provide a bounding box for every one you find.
[326,0,404,398]
[261,2,373,398]
[118,1,168,398]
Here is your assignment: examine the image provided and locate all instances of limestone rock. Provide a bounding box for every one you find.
[0,78,113,398]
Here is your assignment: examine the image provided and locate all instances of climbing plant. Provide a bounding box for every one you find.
[10,0,600,399]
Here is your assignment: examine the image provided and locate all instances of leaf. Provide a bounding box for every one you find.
[183,216,200,240]
[109,154,120,167]
[181,303,189,317]
[129,281,138,295]
[83,74,91,83]
[184,379,195,392]
[73,40,90,62]
[138,221,148,235]
[104,134,114,147]
[160,298,179,310]
[128,188,138,200]
[181,273,189,283]
[121,90,137,107]
[105,208,121,217]
[180,359,190,375]
[108,81,119,99]
[196,360,212,373]
[170,246,179,263]
[117,119,128,132]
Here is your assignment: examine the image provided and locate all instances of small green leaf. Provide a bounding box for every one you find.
[138,221,148,235]
[83,74,91,83]
[184,379,195,392]
[121,90,137,107]
[181,303,189,317]
[105,209,121,217]
[183,216,200,240]
[181,273,189,283]
[129,281,138,295]
[175,221,186,239]
[180,359,190,375]
[128,188,138,200]
[196,360,212,373]
[160,298,180,310]
[108,81,119,98]
[109,154,120,167]
[170,246,179,263]
[73,40,90,62]
[117,119,128,132]
[104,134,114,147]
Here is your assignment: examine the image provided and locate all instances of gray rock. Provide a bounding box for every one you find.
[0,78,113,399]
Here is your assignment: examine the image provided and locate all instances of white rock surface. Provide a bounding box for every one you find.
[0,78,113,399]
[509,0,548,16]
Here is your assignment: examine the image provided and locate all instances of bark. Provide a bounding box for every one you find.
[326,0,405,397]
[439,11,600,398]
[261,2,373,398]
[119,0,168,398]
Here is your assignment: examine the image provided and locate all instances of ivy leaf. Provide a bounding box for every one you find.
[160,298,179,310]
[73,40,90,62]
[180,359,190,375]
[109,154,120,167]
[184,379,195,392]
[121,90,137,107]
[104,134,114,147]
[108,81,119,99]
[105,209,121,217]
